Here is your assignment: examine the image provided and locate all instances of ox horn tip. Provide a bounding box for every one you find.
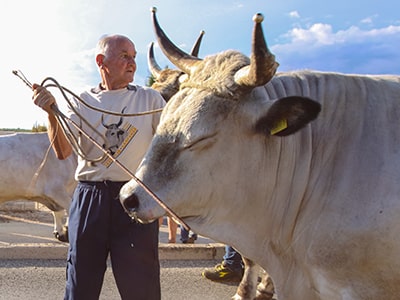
[151,6,157,13]
[253,13,264,23]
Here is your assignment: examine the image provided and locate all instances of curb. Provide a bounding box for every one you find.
[158,243,225,260]
[0,243,225,260]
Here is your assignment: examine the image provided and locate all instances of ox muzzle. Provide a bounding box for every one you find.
[119,181,191,230]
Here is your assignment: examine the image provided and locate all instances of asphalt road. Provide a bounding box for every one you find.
[0,259,240,300]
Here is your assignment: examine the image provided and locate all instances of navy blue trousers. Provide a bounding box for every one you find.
[223,245,243,271]
[64,181,160,300]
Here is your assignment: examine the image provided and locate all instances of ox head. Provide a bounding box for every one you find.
[120,9,321,231]
[102,107,127,155]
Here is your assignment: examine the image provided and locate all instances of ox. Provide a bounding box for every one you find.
[0,132,76,242]
[120,9,400,300]
[148,27,274,299]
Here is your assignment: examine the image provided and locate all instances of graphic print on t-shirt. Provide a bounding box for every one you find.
[100,108,138,168]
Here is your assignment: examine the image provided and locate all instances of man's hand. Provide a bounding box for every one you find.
[32,84,56,114]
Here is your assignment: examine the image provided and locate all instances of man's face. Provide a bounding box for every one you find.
[102,38,137,89]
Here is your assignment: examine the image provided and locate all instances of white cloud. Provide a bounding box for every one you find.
[361,17,373,24]
[272,23,400,74]
[289,11,301,19]
[290,23,335,45]
[275,22,400,48]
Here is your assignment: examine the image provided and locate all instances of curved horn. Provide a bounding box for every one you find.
[148,29,205,80]
[151,7,201,75]
[101,114,110,129]
[116,116,123,128]
[116,107,127,127]
[190,30,205,57]
[234,13,279,87]
[147,42,163,79]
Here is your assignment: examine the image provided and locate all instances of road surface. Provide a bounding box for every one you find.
[0,259,240,300]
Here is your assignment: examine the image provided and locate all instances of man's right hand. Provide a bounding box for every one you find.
[32,84,56,114]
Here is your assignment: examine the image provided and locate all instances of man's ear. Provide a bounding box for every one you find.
[255,96,321,136]
[96,54,105,68]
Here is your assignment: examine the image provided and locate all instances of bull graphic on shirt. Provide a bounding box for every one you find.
[101,107,127,155]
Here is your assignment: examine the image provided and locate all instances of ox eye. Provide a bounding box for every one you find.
[183,133,217,151]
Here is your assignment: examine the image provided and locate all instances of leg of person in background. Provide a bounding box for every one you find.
[158,217,178,243]
[202,245,244,282]
[180,224,198,243]
[167,217,177,243]
[180,224,189,243]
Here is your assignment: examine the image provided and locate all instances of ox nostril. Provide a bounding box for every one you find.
[123,194,139,212]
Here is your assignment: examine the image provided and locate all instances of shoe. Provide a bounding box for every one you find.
[202,261,244,283]
[181,234,197,244]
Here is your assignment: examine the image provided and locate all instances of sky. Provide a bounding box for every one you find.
[1,0,400,129]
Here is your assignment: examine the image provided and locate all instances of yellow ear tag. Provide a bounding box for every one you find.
[270,119,288,135]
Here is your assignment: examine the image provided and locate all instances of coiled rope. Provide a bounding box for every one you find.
[12,70,190,231]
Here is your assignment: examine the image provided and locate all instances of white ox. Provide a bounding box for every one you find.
[120,10,400,300]
[0,132,76,242]
[148,30,274,299]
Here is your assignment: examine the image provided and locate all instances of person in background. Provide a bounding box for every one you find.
[32,34,165,300]
[180,224,198,244]
[159,216,178,243]
[202,245,244,282]
[159,217,197,244]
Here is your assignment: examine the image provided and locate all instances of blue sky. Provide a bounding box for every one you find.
[1,0,399,129]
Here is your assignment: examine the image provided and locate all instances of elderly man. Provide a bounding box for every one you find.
[32,34,165,300]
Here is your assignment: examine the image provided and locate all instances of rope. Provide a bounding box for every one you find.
[43,81,164,117]
[11,70,65,197]
[12,70,191,231]
[26,126,58,198]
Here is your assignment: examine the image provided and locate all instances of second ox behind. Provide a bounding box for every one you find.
[0,132,76,241]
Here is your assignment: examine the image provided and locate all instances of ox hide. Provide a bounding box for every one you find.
[0,132,76,241]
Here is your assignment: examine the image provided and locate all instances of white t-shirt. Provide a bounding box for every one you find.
[67,84,165,182]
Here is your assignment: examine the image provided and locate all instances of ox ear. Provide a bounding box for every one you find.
[255,96,321,136]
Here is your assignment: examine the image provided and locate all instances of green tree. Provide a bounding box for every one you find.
[146,72,156,87]
[32,122,47,132]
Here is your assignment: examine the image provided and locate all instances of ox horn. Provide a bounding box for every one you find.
[151,7,201,75]
[147,30,205,79]
[147,42,163,79]
[234,13,279,87]
[190,30,205,57]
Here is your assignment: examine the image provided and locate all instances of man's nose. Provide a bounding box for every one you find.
[127,56,136,64]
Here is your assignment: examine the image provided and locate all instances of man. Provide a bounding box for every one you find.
[32,34,165,300]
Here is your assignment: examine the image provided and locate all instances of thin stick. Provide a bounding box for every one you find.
[52,106,191,231]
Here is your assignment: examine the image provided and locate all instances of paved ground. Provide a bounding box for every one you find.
[0,207,240,299]
[0,207,278,299]
[0,259,241,300]
[0,208,226,260]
